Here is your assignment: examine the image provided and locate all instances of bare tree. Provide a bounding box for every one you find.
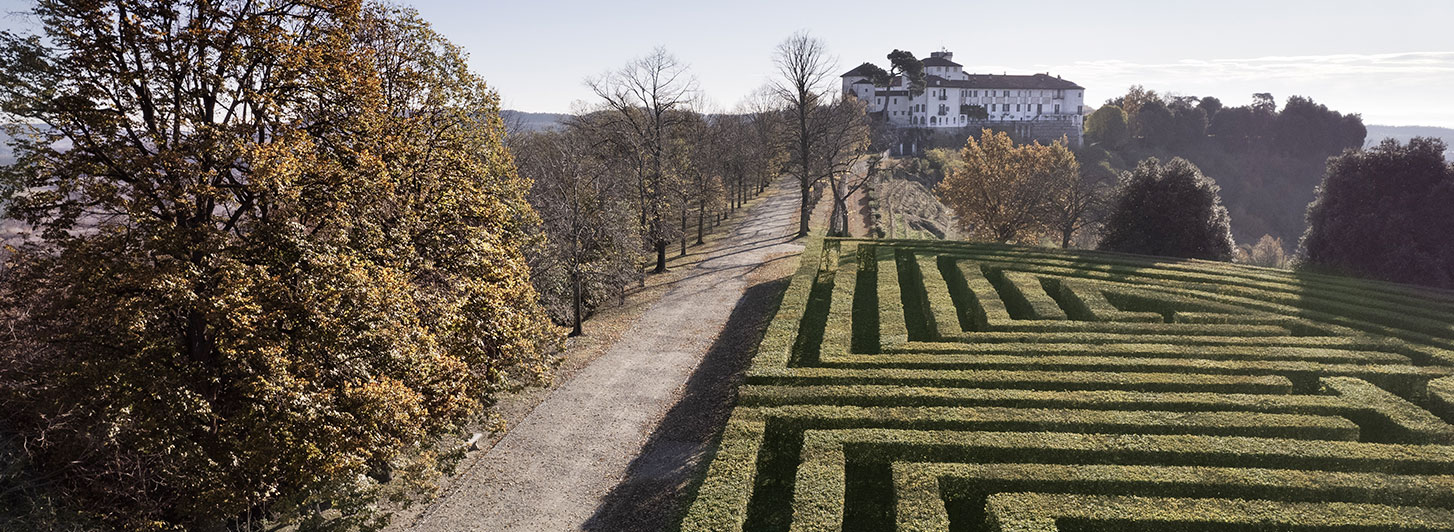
[587,47,699,272]
[772,32,838,238]
[1042,164,1111,248]
[514,127,640,336]
[815,98,872,236]
[739,86,788,196]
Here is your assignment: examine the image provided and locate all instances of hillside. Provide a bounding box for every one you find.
[501,110,568,132]
[1365,125,1454,161]
[681,237,1454,531]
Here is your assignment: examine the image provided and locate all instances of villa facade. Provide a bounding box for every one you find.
[841,51,1086,146]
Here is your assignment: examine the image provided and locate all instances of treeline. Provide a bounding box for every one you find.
[516,34,876,335]
[510,49,784,334]
[1082,87,1366,247]
[931,126,1454,288]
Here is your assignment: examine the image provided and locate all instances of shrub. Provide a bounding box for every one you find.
[1098,157,1236,260]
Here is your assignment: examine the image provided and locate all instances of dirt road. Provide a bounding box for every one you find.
[404,179,801,531]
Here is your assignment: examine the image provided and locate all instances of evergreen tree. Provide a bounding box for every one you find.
[1299,138,1454,288]
[1098,157,1235,260]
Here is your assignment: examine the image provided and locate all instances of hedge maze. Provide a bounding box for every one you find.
[680,238,1454,532]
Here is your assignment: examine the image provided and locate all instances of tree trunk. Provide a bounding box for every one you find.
[680,211,687,256]
[654,241,667,273]
[570,270,583,337]
[696,201,705,245]
[798,180,811,238]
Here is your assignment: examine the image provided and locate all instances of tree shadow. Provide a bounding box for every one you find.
[580,274,792,532]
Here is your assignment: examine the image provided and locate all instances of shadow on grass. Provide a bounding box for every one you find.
[581,274,793,532]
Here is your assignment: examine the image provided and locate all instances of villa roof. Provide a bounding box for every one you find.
[921,56,962,67]
[920,73,1084,90]
[840,63,880,78]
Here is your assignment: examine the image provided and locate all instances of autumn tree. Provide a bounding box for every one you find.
[587,47,698,272]
[1298,137,1454,287]
[935,129,1076,243]
[1098,157,1236,260]
[513,127,640,337]
[0,2,556,529]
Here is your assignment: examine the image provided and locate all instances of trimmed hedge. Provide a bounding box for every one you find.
[985,493,1454,532]
[680,238,1454,532]
[897,462,1454,531]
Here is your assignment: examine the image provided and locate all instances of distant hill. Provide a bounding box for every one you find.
[1364,125,1454,161]
[501,110,567,133]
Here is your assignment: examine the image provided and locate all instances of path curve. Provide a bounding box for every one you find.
[406,179,801,531]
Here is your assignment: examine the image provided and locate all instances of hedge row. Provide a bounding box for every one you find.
[896,462,1454,531]
[681,238,1454,532]
[984,493,1454,532]
[745,367,1294,394]
[1054,278,1163,323]
[863,342,1412,364]
[786,428,1454,532]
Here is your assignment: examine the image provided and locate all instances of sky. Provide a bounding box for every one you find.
[402,0,1454,128]
[0,0,1450,127]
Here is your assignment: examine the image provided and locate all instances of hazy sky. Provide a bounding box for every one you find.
[405,0,1454,128]
[1,0,1450,127]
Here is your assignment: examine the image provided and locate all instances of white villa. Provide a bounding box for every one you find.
[841,51,1086,146]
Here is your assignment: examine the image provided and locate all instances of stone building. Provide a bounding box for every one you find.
[841,51,1086,147]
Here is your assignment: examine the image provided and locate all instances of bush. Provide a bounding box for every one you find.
[1098,157,1236,260]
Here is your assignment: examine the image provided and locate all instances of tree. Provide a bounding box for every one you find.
[935,129,1072,243]
[739,86,789,196]
[513,128,640,337]
[818,98,872,236]
[1132,99,1175,147]
[1042,160,1111,248]
[1168,98,1209,148]
[1252,92,1277,114]
[1098,158,1236,260]
[1197,96,1224,120]
[1298,137,1454,288]
[773,31,845,238]
[1084,105,1130,149]
[0,2,556,529]
[1273,96,1366,158]
[1235,234,1288,268]
[1108,85,1160,120]
[884,49,927,96]
[587,47,699,273]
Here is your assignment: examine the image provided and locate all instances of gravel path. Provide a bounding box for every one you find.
[405,179,801,532]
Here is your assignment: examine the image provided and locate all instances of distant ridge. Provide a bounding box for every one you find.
[501,110,567,133]
[1364,125,1454,161]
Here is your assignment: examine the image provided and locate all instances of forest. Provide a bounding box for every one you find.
[1082,87,1367,247]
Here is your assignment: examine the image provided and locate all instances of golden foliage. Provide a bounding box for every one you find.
[934,129,1081,244]
[0,1,557,529]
